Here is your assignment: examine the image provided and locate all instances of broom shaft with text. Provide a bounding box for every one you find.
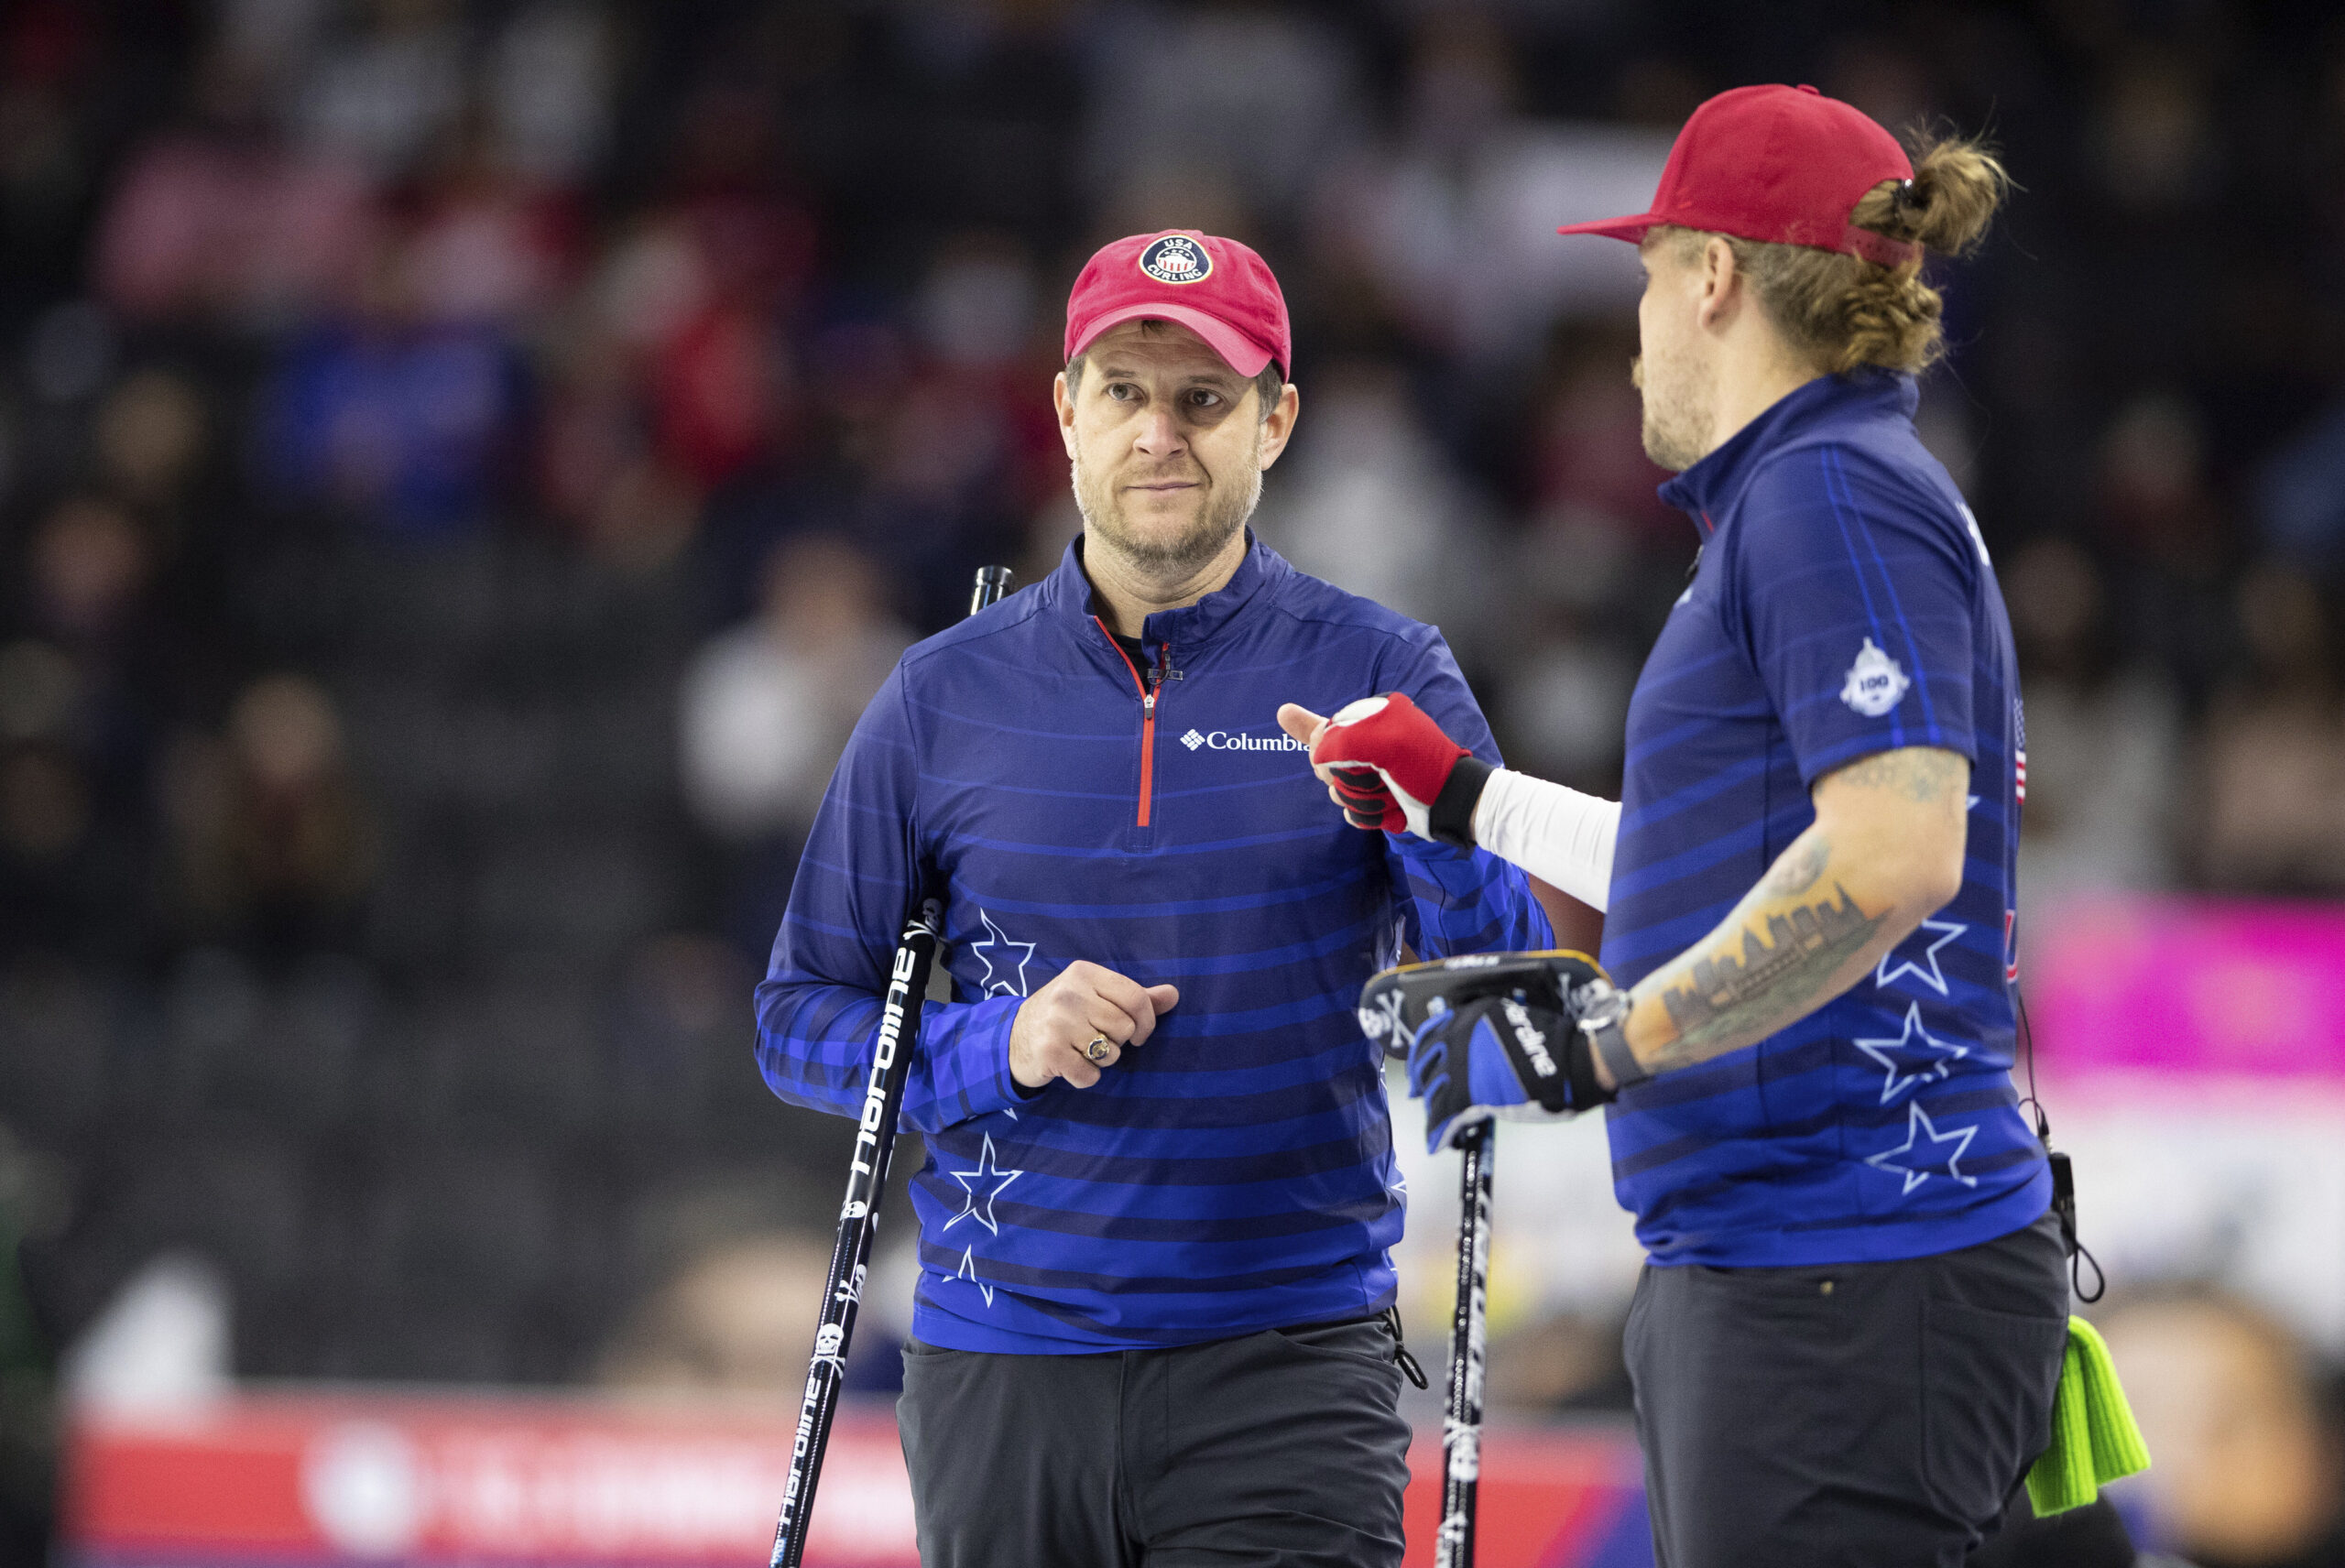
[769,564,1012,1568]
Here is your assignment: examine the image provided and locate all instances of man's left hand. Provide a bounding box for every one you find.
[1359,951,1619,1151]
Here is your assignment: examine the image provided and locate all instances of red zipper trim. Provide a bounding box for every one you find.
[1094,615,1159,828]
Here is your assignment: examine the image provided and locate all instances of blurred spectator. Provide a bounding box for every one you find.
[398,115,580,329]
[598,1230,830,1399]
[2008,537,2183,898]
[27,497,147,647]
[163,675,376,959]
[294,0,465,181]
[1259,358,1497,659]
[1081,4,1362,221]
[1499,624,1635,791]
[2198,566,2345,893]
[680,535,911,848]
[2102,1290,2345,1568]
[2091,394,2234,702]
[258,252,528,537]
[2258,397,2345,572]
[97,51,378,329]
[93,369,208,514]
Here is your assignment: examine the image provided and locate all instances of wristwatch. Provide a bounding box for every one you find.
[1577,983,1650,1092]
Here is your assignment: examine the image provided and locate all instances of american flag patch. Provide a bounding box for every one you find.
[2015,750,2027,803]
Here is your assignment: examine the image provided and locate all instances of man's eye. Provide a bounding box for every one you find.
[1188,389,1223,408]
[1107,383,1140,401]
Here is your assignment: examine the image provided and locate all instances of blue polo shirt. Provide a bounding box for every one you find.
[1601,372,2050,1268]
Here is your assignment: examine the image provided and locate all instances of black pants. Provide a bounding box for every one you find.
[897,1317,1412,1568]
[1626,1211,2071,1568]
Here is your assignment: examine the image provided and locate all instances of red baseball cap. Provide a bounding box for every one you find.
[1556,84,1918,267]
[1063,230,1292,381]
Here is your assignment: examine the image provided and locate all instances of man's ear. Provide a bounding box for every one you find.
[1257,382,1300,470]
[1053,370,1078,459]
[1696,237,1740,332]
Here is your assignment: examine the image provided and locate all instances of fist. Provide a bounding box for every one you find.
[1009,961,1180,1089]
[1278,694,1477,843]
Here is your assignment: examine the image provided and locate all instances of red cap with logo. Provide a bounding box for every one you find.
[1556,83,1919,268]
[1063,230,1292,380]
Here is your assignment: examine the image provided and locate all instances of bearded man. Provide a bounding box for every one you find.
[1282,89,2070,1568]
[755,229,1554,1568]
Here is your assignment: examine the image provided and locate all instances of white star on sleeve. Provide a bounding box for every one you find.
[1874,918,1966,996]
[970,910,1037,998]
[1852,1002,1969,1104]
[1864,1104,1980,1194]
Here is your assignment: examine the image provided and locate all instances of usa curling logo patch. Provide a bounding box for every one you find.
[1139,235,1211,285]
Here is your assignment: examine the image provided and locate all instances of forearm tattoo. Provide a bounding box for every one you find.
[1626,746,1964,1076]
[1654,880,1886,1068]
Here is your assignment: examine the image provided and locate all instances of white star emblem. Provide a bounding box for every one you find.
[953,1246,996,1307]
[1865,1103,1980,1194]
[1876,918,1965,996]
[943,1135,1022,1236]
[1853,1002,1969,1104]
[970,910,1035,998]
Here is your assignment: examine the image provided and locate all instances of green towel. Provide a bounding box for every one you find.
[2025,1316,2151,1516]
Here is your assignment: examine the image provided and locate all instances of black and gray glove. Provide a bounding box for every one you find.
[1358,951,1635,1152]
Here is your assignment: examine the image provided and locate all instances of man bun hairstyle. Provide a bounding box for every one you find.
[1674,131,2012,376]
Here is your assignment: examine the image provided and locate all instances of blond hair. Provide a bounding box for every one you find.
[1654,133,2012,376]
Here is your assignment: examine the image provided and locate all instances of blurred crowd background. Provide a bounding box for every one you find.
[5,1,2345,1564]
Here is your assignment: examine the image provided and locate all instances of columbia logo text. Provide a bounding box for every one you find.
[1180,729,1307,753]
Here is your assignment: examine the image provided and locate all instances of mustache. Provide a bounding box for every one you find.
[1118,467,1207,485]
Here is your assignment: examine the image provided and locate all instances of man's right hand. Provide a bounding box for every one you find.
[1009,962,1180,1089]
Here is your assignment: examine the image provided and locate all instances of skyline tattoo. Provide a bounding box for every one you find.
[1654,880,1889,1068]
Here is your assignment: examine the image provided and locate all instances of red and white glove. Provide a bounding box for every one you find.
[1309,693,1493,846]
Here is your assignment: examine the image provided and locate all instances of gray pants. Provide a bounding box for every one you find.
[897,1317,1411,1568]
[1626,1210,2071,1568]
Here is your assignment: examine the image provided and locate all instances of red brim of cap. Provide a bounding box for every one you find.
[1067,302,1278,378]
[1554,212,1661,242]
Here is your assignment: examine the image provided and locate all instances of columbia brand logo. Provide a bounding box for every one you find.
[1182,730,1308,753]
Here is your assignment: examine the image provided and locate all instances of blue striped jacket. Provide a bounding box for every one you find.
[1603,373,2049,1268]
[756,537,1550,1353]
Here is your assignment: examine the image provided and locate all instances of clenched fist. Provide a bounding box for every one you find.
[1009,961,1180,1089]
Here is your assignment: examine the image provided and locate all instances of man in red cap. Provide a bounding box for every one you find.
[1283,88,2079,1565]
[757,229,1557,1565]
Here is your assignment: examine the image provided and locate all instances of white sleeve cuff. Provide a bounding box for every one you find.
[1470,768,1619,913]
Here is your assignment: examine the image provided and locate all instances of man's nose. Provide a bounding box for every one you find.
[1132,403,1186,459]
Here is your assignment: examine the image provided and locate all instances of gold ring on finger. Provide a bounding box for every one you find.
[1085,1035,1115,1063]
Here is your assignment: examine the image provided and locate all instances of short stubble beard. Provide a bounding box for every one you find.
[1632,349,1714,474]
[1073,432,1264,578]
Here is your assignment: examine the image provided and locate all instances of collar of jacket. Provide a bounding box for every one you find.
[1039,528,1285,665]
[1656,370,1918,539]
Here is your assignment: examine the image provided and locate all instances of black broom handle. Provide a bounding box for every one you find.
[1435,1121,1493,1568]
[769,563,1013,1568]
